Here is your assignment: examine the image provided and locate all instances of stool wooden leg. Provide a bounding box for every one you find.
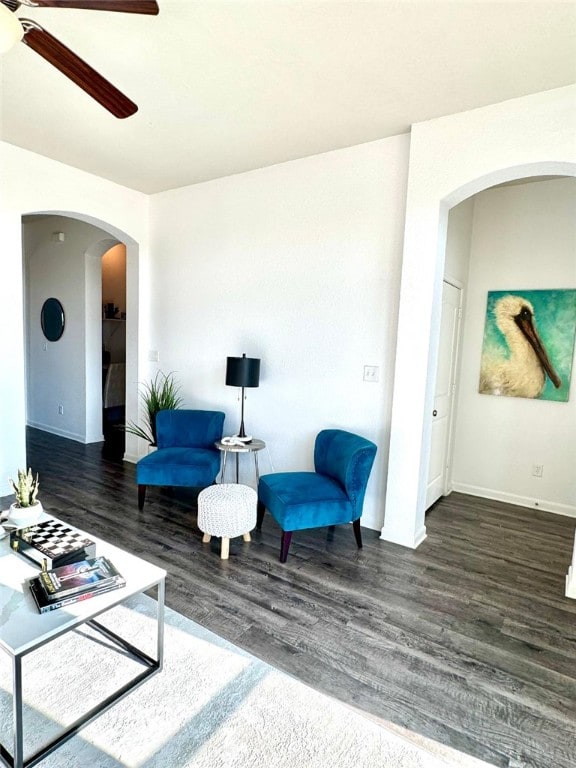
[242,532,251,542]
[202,533,211,543]
[220,537,230,560]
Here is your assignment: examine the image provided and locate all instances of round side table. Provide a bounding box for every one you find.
[215,438,266,484]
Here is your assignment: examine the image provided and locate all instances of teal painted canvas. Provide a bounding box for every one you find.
[479,289,576,402]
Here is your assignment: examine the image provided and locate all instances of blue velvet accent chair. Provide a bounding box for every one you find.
[257,429,377,562]
[136,409,225,509]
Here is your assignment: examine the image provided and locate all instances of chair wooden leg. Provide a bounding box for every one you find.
[280,531,293,563]
[256,500,266,530]
[138,484,146,510]
[352,518,363,549]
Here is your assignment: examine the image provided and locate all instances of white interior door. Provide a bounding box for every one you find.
[426,281,462,509]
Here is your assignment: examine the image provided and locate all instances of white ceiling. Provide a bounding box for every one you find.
[1,1,575,194]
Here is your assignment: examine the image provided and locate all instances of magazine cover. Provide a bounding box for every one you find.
[38,556,125,600]
[29,577,124,614]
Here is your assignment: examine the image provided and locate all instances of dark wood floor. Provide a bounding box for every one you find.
[6,428,576,768]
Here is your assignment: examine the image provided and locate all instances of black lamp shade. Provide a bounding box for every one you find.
[226,354,260,388]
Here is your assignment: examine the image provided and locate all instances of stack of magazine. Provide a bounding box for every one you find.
[29,556,126,613]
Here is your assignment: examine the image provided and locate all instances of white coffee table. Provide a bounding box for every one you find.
[0,514,166,768]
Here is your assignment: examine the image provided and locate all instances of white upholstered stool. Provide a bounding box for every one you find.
[197,483,257,560]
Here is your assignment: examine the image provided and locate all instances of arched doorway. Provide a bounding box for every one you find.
[382,156,576,549]
[22,211,139,457]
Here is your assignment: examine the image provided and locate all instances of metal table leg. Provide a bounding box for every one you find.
[12,655,23,768]
[0,581,165,768]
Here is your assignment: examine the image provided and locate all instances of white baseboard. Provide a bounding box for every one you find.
[27,424,138,466]
[452,483,576,519]
[566,567,576,599]
[380,522,427,549]
[361,508,383,532]
[27,420,90,444]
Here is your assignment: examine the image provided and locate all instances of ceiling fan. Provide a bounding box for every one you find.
[0,1,159,118]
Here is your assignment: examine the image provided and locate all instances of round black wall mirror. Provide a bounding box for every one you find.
[41,298,65,342]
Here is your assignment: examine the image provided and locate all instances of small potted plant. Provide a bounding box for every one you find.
[122,371,183,447]
[9,468,43,526]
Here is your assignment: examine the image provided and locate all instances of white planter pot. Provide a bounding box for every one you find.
[8,500,43,527]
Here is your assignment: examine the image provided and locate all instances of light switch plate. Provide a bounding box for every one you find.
[363,365,380,382]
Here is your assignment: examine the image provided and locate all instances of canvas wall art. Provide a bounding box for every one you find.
[479,289,576,402]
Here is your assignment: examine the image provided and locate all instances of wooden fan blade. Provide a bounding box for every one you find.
[22,23,137,118]
[29,1,159,13]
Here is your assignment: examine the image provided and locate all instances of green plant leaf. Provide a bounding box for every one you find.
[121,371,183,445]
[10,467,39,507]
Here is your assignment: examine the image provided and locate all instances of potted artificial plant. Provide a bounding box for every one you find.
[9,468,43,526]
[123,371,183,447]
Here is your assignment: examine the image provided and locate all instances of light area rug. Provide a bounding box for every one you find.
[0,595,492,768]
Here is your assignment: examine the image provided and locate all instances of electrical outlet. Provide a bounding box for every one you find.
[363,365,380,382]
[532,464,543,478]
[58,405,64,415]
[148,350,159,362]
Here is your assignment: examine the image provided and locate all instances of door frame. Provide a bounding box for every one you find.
[426,276,463,508]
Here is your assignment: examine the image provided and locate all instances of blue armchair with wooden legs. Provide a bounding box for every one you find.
[257,429,377,562]
[136,409,225,509]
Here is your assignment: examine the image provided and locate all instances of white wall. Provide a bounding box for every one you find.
[2,84,575,549]
[102,244,127,316]
[0,141,149,497]
[445,197,474,286]
[452,177,576,515]
[384,84,576,548]
[24,216,111,442]
[149,135,410,529]
[101,244,127,366]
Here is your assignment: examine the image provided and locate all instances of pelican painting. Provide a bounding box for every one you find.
[479,291,576,401]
